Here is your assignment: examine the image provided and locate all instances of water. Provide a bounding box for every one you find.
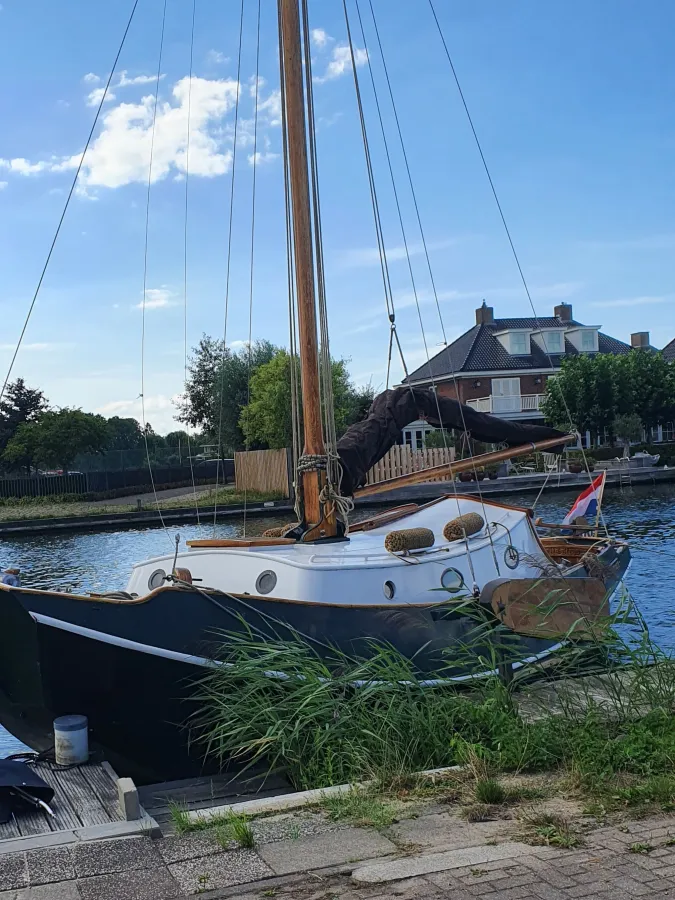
[2,484,674,755]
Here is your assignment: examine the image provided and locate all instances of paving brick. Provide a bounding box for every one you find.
[0,856,27,893]
[78,867,178,900]
[73,836,163,878]
[26,847,75,886]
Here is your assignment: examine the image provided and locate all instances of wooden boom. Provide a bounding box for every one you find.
[354,433,576,499]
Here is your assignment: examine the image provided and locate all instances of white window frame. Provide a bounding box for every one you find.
[510,332,529,355]
[544,331,563,353]
[581,330,596,351]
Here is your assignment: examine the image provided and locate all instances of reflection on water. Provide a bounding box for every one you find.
[1,483,674,754]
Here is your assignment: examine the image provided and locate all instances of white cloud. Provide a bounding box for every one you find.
[341,238,458,268]
[0,74,285,190]
[314,44,368,83]
[0,181,6,190]
[0,157,50,175]
[136,287,176,310]
[83,72,100,84]
[591,295,668,309]
[248,150,279,166]
[86,87,116,107]
[311,28,330,48]
[0,342,70,352]
[118,70,163,87]
[206,49,229,65]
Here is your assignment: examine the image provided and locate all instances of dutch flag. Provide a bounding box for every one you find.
[562,471,606,527]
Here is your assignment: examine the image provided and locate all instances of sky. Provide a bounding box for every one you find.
[0,0,674,433]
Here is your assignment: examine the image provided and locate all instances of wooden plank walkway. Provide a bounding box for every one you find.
[0,761,123,841]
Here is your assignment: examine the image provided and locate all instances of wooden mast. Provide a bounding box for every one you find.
[279,0,337,538]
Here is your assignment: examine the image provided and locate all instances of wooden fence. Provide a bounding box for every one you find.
[366,445,456,486]
[235,448,292,495]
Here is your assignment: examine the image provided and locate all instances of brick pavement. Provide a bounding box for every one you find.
[1,812,675,898]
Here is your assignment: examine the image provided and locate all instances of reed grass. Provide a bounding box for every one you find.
[191,588,675,816]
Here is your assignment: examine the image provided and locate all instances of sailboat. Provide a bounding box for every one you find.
[0,0,630,781]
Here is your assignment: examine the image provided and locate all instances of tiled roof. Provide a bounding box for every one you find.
[663,338,675,362]
[405,318,632,383]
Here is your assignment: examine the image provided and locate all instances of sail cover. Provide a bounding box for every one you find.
[336,386,567,495]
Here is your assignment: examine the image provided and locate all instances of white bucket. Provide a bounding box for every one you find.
[54,715,89,766]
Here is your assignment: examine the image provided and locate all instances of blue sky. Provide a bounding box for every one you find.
[0,0,673,432]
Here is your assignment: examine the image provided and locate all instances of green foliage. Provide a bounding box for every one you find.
[239,349,372,449]
[106,417,144,451]
[178,336,278,453]
[3,408,109,472]
[0,378,49,470]
[613,413,644,454]
[424,429,455,449]
[474,778,505,805]
[541,351,675,438]
[322,789,401,829]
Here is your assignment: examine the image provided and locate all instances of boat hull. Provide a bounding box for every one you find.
[0,539,629,782]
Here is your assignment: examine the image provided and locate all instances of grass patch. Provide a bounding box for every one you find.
[168,801,192,835]
[475,778,506,805]
[192,593,675,823]
[629,842,654,854]
[520,811,581,848]
[168,803,254,847]
[321,789,401,830]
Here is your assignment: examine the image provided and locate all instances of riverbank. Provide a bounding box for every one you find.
[0,465,670,535]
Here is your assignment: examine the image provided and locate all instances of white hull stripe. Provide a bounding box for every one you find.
[31,613,216,668]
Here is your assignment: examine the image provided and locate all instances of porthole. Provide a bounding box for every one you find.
[504,545,520,570]
[440,567,465,593]
[148,568,167,591]
[383,580,396,600]
[256,570,277,595]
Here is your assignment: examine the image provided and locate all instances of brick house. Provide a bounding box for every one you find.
[401,301,642,449]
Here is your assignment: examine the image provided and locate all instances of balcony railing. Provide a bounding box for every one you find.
[466,394,545,415]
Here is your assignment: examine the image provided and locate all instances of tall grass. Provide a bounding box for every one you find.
[191,589,675,807]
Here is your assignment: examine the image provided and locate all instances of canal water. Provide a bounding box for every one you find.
[2,483,674,755]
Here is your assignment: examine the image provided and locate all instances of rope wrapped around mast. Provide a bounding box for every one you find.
[336,386,567,496]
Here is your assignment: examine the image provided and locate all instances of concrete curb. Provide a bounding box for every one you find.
[186,764,461,825]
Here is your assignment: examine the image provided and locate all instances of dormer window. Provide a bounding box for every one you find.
[581,331,595,351]
[544,332,563,353]
[510,333,528,354]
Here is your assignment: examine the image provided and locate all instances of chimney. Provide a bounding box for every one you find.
[475,300,494,325]
[554,302,573,322]
[631,331,650,349]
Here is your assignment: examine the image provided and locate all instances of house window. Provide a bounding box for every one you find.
[581,331,595,351]
[510,333,528,355]
[663,422,674,442]
[544,332,563,353]
[492,377,521,413]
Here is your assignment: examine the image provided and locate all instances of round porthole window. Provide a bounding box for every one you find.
[148,568,167,591]
[440,567,465,593]
[504,545,520,569]
[383,580,396,600]
[255,570,277,595]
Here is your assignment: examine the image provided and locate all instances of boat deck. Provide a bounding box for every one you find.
[0,760,123,842]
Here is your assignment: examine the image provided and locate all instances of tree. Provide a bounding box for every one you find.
[626,350,675,430]
[613,412,643,457]
[239,349,373,449]
[106,417,144,451]
[0,378,48,465]
[424,429,455,449]
[3,409,109,472]
[177,336,277,452]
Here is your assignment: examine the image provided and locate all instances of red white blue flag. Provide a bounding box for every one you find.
[562,471,606,526]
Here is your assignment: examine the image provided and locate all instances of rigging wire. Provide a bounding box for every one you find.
[243,0,262,537]
[427,0,601,527]
[342,0,483,582]
[182,0,200,525]
[140,0,172,545]
[213,0,246,533]
[337,1,410,390]
[354,0,501,575]
[0,0,140,408]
